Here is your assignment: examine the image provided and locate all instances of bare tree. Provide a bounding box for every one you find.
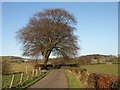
[16,8,79,68]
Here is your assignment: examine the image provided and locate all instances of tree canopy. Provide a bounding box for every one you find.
[16,8,79,67]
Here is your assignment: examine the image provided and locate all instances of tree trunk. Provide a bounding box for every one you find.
[35,58,38,65]
[44,59,47,69]
[43,50,51,69]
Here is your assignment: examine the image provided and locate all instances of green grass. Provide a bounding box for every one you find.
[64,70,81,88]
[16,70,51,88]
[2,74,13,88]
[10,63,35,73]
[2,70,51,88]
[2,73,29,88]
[80,64,119,76]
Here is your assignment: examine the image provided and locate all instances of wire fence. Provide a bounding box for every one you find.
[2,66,42,88]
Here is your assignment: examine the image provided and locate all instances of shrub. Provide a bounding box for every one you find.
[62,66,119,89]
[2,61,12,74]
[110,78,120,88]
[98,74,118,88]
[87,73,100,88]
[81,69,87,77]
[72,68,80,75]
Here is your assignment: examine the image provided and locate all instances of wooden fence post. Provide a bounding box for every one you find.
[36,69,37,76]
[32,70,34,78]
[26,73,29,80]
[39,67,41,73]
[9,75,14,88]
[25,66,28,73]
[19,73,23,84]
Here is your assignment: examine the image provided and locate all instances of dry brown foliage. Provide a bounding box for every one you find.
[16,9,79,67]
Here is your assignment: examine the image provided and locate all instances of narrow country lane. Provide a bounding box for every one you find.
[28,69,68,88]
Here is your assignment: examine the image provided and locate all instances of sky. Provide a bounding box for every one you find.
[1,2,118,57]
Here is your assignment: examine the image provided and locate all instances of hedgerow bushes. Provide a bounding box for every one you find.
[62,66,119,88]
[87,73,99,88]
[110,78,120,88]
[2,61,12,74]
[97,74,117,88]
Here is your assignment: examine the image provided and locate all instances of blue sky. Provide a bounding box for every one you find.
[2,2,118,57]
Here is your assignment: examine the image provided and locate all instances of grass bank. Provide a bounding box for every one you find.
[16,70,51,88]
[2,70,51,89]
[63,70,81,88]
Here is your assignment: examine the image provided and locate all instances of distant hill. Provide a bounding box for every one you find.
[80,54,116,59]
[79,54,118,63]
[1,56,25,62]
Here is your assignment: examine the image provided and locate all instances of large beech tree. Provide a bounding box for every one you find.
[16,8,79,67]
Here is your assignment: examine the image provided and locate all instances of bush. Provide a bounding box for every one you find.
[78,56,92,65]
[81,69,87,77]
[110,78,120,88]
[98,74,118,88]
[87,73,100,88]
[2,61,12,74]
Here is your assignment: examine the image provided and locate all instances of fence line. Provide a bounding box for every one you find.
[32,70,34,77]
[19,73,23,84]
[9,75,14,88]
[9,66,42,88]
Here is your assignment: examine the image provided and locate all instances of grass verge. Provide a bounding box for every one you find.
[2,70,52,89]
[16,70,51,88]
[63,70,81,88]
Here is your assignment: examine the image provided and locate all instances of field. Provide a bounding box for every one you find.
[80,64,119,76]
[7,63,35,74]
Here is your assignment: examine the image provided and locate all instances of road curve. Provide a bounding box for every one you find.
[28,69,68,88]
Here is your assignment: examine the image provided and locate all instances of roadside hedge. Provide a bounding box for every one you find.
[61,66,119,88]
